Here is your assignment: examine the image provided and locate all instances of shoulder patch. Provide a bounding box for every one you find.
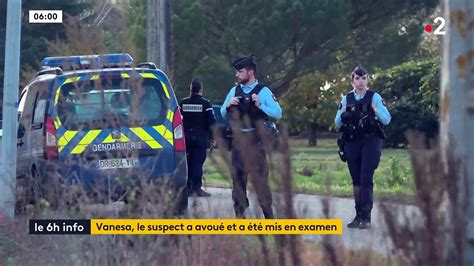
[338,102,342,110]
[272,94,278,102]
[382,99,386,106]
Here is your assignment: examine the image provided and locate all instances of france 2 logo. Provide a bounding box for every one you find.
[424,17,446,35]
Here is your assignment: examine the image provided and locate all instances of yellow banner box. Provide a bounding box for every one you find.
[90,219,343,235]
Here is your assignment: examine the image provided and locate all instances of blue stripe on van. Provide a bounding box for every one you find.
[59,129,89,155]
[143,126,173,149]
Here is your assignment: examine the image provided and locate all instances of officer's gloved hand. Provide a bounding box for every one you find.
[341,112,353,124]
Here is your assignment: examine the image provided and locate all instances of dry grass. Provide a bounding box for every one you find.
[380,131,468,265]
[2,125,400,266]
[3,8,468,266]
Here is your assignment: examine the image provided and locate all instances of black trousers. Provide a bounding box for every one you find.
[231,131,273,218]
[185,130,209,192]
[344,134,382,220]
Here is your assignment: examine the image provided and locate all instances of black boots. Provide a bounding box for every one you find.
[347,212,362,228]
[347,186,371,229]
[235,207,246,219]
[348,186,361,228]
[348,185,374,229]
[359,188,372,229]
[262,207,274,219]
[358,216,371,229]
[188,187,211,197]
[194,188,211,197]
[234,205,274,219]
[347,211,371,229]
[358,211,371,229]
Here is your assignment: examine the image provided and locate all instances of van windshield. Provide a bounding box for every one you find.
[57,77,168,130]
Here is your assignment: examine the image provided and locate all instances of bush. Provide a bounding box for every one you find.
[371,60,440,148]
[383,104,438,148]
[283,59,440,148]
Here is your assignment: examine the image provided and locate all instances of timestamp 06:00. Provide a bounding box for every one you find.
[29,10,63,24]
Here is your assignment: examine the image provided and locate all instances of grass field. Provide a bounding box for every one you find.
[203,138,415,202]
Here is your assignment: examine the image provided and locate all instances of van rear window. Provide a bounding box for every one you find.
[57,77,168,130]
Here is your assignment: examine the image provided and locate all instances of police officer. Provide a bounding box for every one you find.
[180,79,216,197]
[220,55,282,219]
[335,65,391,229]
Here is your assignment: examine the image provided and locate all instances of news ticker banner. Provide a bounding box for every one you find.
[30,219,343,235]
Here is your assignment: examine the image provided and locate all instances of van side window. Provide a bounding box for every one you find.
[17,88,29,114]
[33,100,47,125]
[32,83,49,127]
[19,83,39,130]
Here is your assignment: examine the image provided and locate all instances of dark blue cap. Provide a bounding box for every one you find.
[352,64,368,76]
[232,55,256,70]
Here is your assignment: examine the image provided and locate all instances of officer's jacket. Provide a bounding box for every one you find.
[220,80,282,130]
[179,94,216,133]
[335,88,391,130]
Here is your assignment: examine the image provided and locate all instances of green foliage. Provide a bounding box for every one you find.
[0,0,96,86]
[298,166,314,177]
[124,0,147,62]
[205,139,415,199]
[419,61,440,113]
[387,156,411,187]
[371,60,439,109]
[191,56,235,101]
[26,1,95,67]
[169,0,436,99]
[384,104,438,148]
[279,72,342,135]
[371,59,440,147]
[280,59,440,146]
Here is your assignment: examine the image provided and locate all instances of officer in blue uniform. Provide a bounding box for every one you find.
[335,65,391,229]
[180,79,216,197]
[221,55,282,219]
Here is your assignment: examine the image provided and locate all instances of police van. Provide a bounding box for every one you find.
[15,53,188,213]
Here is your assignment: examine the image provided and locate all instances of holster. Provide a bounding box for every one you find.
[376,124,386,139]
[337,135,347,162]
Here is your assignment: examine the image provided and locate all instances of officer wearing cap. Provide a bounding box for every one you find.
[334,65,391,229]
[220,55,282,219]
[180,79,216,197]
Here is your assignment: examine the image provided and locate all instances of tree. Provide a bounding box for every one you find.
[358,60,440,147]
[279,72,342,146]
[169,0,437,100]
[23,1,97,67]
[281,59,440,147]
[0,0,96,86]
[124,0,148,62]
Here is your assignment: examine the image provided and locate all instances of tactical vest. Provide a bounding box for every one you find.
[342,90,384,141]
[228,84,268,128]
